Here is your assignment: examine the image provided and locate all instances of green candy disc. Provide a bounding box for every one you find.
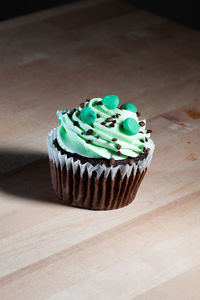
[120,103,137,113]
[80,107,96,125]
[102,94,119,110]
[122,118,139,135]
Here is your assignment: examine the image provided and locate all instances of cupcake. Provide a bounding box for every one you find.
[47,95,155,210]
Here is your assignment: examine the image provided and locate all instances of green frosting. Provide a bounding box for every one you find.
[102,95,119,109]
[56,96,152,160]
[122,118,140,135]
[120,103,137,113]
[80,107,96,125]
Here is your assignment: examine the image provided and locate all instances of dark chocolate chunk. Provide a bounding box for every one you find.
[116,144,121,150]
[73,121,79,126]
[112,120,117,124]
[86,139,92,144]
[146,129,152,133]
[110,158,115,166]
[110,123,115,127]
[116,151,121,156]
[112,138,117,142]
[139,121,145,127]
[87,129,94,135]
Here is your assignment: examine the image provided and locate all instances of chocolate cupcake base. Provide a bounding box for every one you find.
[47,128,154,210]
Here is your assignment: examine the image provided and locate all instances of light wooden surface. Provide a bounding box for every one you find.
[0,0,200,299]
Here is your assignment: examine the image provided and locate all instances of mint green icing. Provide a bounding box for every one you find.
[122,118,140,135]
[120,103,137,113]
[102,95,119,109]
[56,97,152,160]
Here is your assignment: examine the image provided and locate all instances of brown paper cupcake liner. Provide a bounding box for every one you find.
[47,128,155,210]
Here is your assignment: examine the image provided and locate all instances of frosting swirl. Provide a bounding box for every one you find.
[56,97,152,160]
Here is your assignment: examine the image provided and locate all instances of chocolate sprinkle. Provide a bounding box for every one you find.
[139,121,145,127]
[101,122,106,125]
[116,151,121,156]
[110,158,115,166]
[147,129,152,133]
[145,137,148,142]
[97,114,100,118]
[91,124,94,128]
[81,132,84,135]
[80,103,85,108]
[97,135,100,139]
[73,121,79,126]
[87,129,93,135]
[106,117,115,122]
[86,139,92,144]
[136,112,141,117]
[116,144,121,150]
[96,101,102,105]
[112,138,117,142]
[140,139,144,143]
[116,113,121,118]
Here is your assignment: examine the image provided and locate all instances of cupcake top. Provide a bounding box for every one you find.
[56,95,153,160]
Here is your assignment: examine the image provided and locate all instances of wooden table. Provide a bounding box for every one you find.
[0,0,200,299]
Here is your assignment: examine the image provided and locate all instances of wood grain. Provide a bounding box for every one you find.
[0,0,200,299]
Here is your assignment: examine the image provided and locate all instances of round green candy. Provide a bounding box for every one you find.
[102,95,119,110]
[120,103,137,113]
[122,118,140,135]
[80,107,96,125]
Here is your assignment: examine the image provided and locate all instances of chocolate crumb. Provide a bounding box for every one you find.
[136,112,141,117]
[145,137,148,142]
[97,135,100,139]
[110,158,115,166]
[101,121,106,125]
[73,121,79,126]
[116,144,121,150]
[96,101,102,105]
[129,158,134,166]
[139,121,145,127]
[97,114,100,118]
[87,129,93,135]
[116,151,121,156]
[112,138,117,142]
[146,129,152,133]
[86,139,92,144]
